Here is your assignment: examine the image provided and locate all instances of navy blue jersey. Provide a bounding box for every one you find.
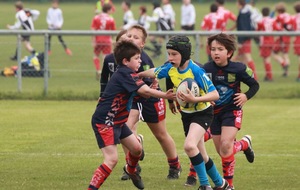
[93,65,145,126]
[100,53,118,97]
[203,60,258,114]
[237,5,254,43]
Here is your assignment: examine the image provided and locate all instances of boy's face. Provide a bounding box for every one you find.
[124,53,141,72]
[126,28,145,49]
[210,40,232,66]
[167,49,182,68]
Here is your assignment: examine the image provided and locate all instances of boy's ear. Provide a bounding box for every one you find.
[228,50,234,58]
[122,57,129,65]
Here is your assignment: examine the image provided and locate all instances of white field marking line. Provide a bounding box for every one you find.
[0,152,299,158]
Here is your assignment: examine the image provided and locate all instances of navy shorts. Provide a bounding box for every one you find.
[91,120,132,148]
[210,109,243,135]
[131,98,166,123]
[21,35,30,41]
[181,106,213,137]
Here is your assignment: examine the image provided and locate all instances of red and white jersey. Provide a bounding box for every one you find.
[217,6,236,30]
[201,12,223,31]
[91,13,116,43]
[273,12,294,31]
[292,13,300,31]
[257,16,274,44]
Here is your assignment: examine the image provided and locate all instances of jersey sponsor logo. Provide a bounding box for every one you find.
[206,73,212,80]
[228,73,236,82]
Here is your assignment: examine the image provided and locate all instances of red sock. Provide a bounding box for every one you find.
[188,162,197,177]
[233,139,249,153]
[127,152,141,173]
[248,61,257,80]
[93,57,100,71]
[88,164,112,189]
[168,156,180,169]
[264,61,273,80]
[222,154,235,187]
[204,128,212,142]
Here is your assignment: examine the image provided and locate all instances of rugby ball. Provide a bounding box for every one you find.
[176,78,200,108]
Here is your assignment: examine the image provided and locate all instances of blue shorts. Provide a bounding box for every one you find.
[210,110,243,135]
[131,98,166,123]
[181,106,213,137]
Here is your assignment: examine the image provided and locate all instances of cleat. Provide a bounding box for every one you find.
[167,165,182,180]
[10,56,17,61]
[121,164,141,181]
[184,175,197,186]
[137,134,144,161]
[229,185,234,190]
[282,65,289,77]
[213,179,229,190]
[198,185,213,190]
[242,135,255,163]
[65,48,72,56]
[263,76,273,82]
[123,165,144,189]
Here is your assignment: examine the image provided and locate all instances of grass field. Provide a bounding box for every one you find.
[0,99,300,190]
[0,1,300,190]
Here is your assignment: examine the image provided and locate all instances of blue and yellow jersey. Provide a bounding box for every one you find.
[154,60,216,113]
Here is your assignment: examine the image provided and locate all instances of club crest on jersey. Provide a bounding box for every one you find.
[228,73,236,82]
[206,73,212,80]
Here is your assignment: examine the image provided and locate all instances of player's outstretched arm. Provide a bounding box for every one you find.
[138,85,175,100]
[138,68,156,78]
[178,89,219,104]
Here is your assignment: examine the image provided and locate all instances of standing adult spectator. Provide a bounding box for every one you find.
[293,1,300,82]
[272,2,294,77]
[91,3,116,80]
[233,0,257,80]
[121,0,135,30]
[162,0,176,30]
[7,1,39,61]
[256,7,275,81]
[46,0,72,56]
[181,0,196,31]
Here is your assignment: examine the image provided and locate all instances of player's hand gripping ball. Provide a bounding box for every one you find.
[176,78,200,108]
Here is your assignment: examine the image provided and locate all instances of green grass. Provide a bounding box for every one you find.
[0,2,300,99]
[0,2,300,189]
[0,99,300,189]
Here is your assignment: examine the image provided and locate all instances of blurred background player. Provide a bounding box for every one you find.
[91,3,116,80]
[204,33,259,190]
[95,0,115,14]
[256,7,275,82]
[121,0,135,30]
[293,1,300,82]
[272,2,294,77]
[145,1,172,58]
[162,0,176,30]
[233,0,257,80]
[201,3,223,61]
[215,0,236,31]
[46,0,72,56]
[7,1,40,61]
[137,5,150,30]
[120,25,182,181]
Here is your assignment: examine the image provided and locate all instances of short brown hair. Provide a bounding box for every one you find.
[294,2,300,13]
[15,1,23,10]
[114,40,141,66]
[127,24,148,42]
[207,33,236,60]
[275,2,286,13]
[102,3,112,13]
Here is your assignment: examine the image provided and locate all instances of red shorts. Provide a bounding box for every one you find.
[260,44,273,58]
[210,110,243,135]
[94,42,112,55]
[273,36,290,53]
[294,37,300,55]
[238,40,251,54]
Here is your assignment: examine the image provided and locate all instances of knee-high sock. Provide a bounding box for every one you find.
[205,157,223,187]
[127,152,141,173]
[222,154,235,187]
[190,153,209,186]
[264,61,273,80]
[248,61,257,80]
[88,164,112,190]
[93,57,100,71]
[168,156,180,169]
[188,162,197,177]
